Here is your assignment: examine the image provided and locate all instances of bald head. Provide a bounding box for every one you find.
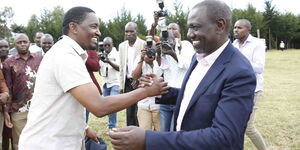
[14,33,30,55]
[40,34,54,53]
[14,33,30,44]
[125,22,138,44]
[168,23,181,39]
[125,22,137,31]
[103,37,114,53]
[0,39,9,51]
[236,19,252,30]
[194,0,232,33]
[0,39,9,60]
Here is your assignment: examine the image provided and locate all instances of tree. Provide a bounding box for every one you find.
[231,4,266,39]
[263,0,279,49]
[167,0,189,40]
[39,6,64,41]
[276,13,299,48]
[25,14,41,42]
[0,7,14,39]
[10,23,26,33]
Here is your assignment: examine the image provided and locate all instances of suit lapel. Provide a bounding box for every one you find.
[182,43,235,121]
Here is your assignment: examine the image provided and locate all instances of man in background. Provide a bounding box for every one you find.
[0,40,10,62]
[29,32,44,55]
[40,34,54,54]
[3,33,43,150]
[233,18,267,150]
[99,37,120,130]
[119,22,146,126]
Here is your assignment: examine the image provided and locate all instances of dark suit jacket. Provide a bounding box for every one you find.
[146,42,256,150]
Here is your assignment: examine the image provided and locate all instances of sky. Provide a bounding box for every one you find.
[0,0,299,29]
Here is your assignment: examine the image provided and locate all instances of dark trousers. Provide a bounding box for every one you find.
[125,78,139,126]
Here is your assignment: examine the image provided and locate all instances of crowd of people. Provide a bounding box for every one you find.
[0,0,268,150]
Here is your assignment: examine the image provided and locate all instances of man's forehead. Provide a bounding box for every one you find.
[188,7,208,24]
[15,35,29,42]
[0,40,8,45]
[83,13,99,24]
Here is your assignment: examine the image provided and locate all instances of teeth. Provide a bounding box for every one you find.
[192,41,200,45]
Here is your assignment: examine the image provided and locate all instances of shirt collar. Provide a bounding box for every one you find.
[15,52,35,60]
[62,35,88,61]
[196,40,229,66]
[234,34,254,47]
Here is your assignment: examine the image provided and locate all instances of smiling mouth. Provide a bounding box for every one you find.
[91,37,98,44]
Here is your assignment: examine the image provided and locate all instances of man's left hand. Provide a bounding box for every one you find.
[86,127,99,143]
[109,126,145,150]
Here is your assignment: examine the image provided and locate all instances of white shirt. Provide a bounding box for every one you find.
[29,44,43,55]
[99,47,120,88]
[19,35,92,150]
[160,40,194,88]
[233,35,265,92]
[176,40,229,131]
[126,46,136,78]
[133,57,163,110]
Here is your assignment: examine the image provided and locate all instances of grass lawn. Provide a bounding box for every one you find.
[89,49,300,150]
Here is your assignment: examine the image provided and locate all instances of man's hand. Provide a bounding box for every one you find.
[109,126,145,150]
[138,74,169,97]
[4,112,13,128]
[0,92,9,104]
[86,127,99,143]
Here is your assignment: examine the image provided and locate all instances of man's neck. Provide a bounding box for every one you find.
[238,34,249,46]
[19,52,30,60]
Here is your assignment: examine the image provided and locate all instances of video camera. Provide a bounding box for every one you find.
[156,0,167,17]
[98,42,108,61]
[146,36,156,59]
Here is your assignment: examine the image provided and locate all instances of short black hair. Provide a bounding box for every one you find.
[62,6,95,35]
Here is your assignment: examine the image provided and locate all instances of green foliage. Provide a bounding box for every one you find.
[39,6,64,42]
[99,7,147,48]
[232,4,266,38]
[3,0,300,49]
[167,0,189,40]
[25,14,41,42]
[0,7,14,39]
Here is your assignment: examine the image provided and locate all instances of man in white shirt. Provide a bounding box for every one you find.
[156,27,194,131]
[99,37,120,130]
[18,6,168,150]
[118,22,146,126]
[29,32,44,55]
[131,48,163,131]
[233,19,267,150]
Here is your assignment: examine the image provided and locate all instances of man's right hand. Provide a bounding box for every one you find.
[4,112,13,128]
[139,74,169,97]
[0,92,9,104]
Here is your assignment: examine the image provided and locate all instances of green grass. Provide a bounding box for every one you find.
[89,49,300,150]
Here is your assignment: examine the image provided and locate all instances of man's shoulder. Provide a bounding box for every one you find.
[3,55,17,64]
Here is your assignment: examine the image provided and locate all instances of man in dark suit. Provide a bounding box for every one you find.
[109,0,256,150]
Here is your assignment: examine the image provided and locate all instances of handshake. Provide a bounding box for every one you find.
[108,74,169,150]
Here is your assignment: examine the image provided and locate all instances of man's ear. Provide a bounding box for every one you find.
[69,22,78,34]
[216,18,226,34]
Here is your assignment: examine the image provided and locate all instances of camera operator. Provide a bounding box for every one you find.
[99,37,120,130]
[131,40,163,131]
[154,25,195,132]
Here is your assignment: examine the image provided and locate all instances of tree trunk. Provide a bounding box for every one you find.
[268,27,272,49]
